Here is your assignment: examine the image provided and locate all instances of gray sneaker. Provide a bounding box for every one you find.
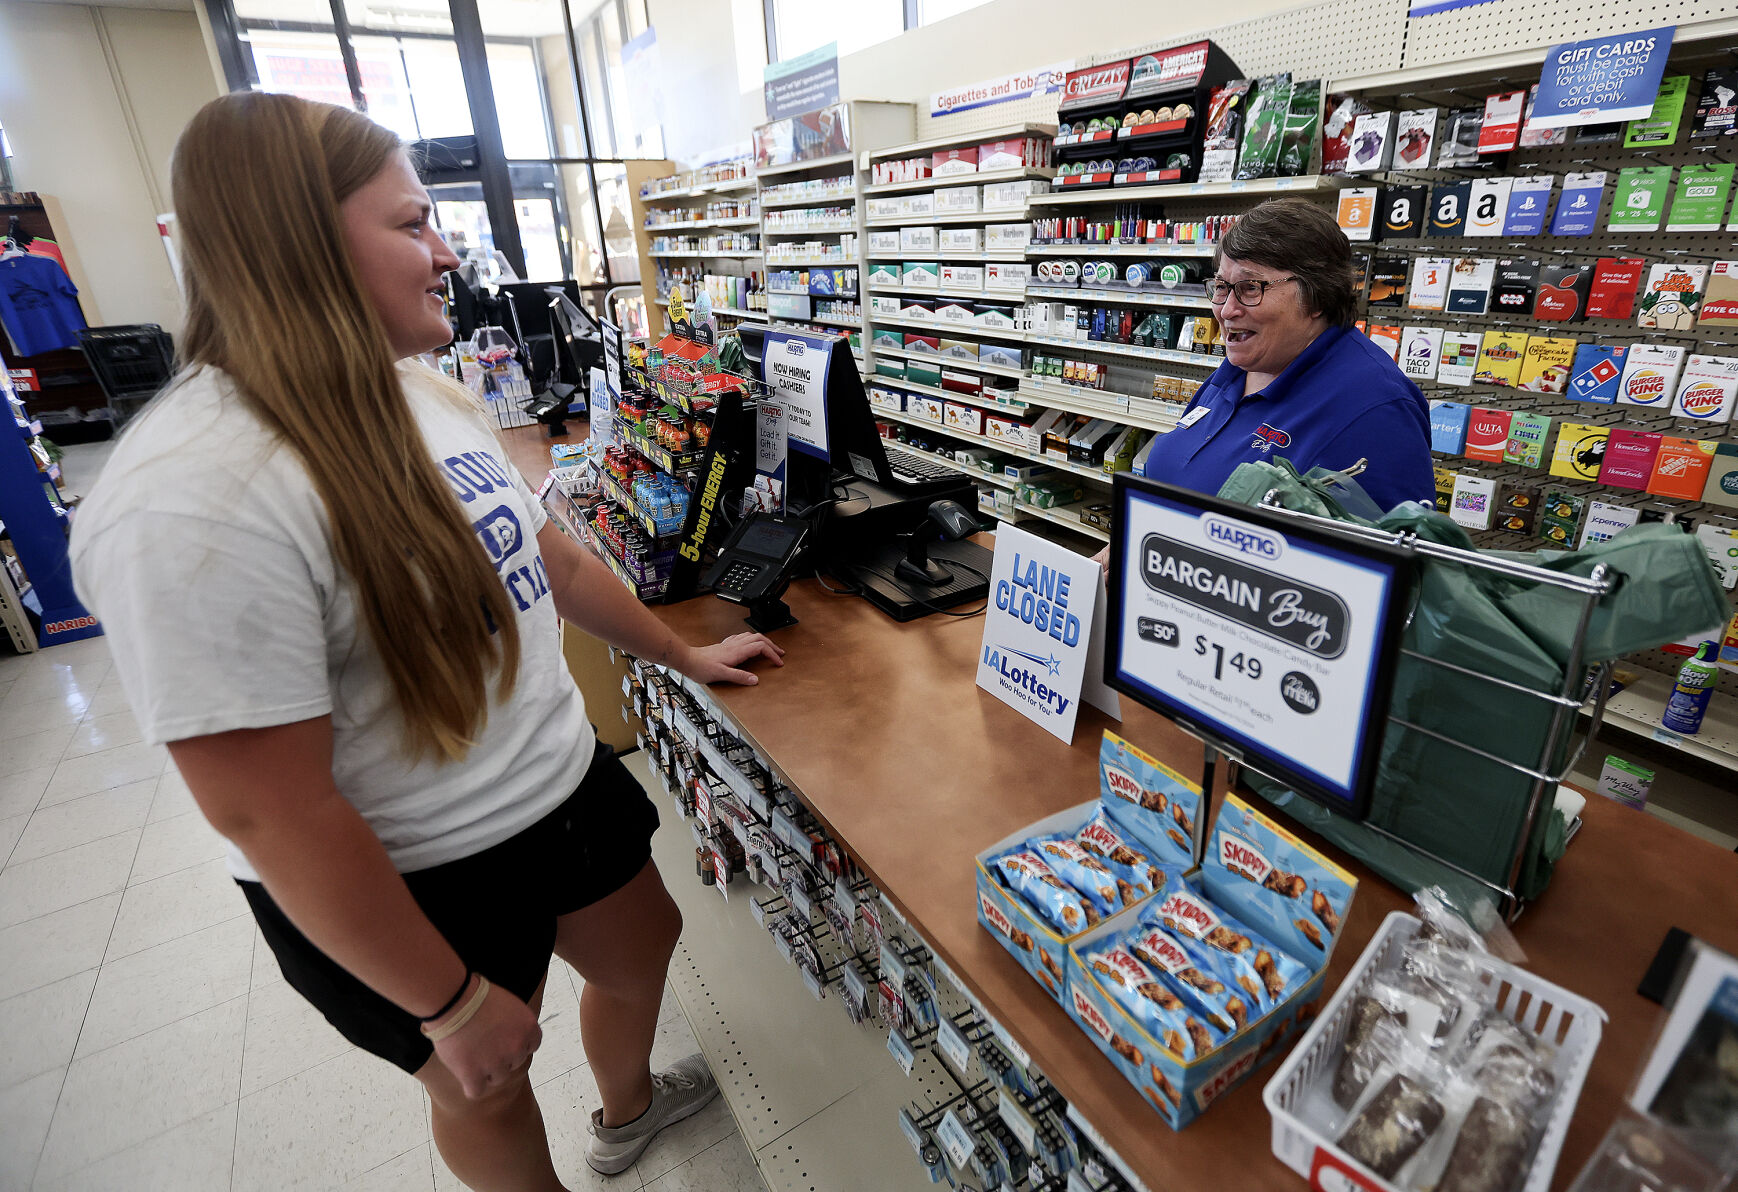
[585,1053,720,1175]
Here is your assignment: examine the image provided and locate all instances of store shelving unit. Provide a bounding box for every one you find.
[753,101,916,358]
[632,159,763,336]
[1025,173,1349,208]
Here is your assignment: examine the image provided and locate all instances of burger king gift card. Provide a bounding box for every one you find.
[1673,354,1738,424]
[1618,343,1688,408]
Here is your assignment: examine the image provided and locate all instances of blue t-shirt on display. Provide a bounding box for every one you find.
[1141,324,1435,513]
[0,253,87,357]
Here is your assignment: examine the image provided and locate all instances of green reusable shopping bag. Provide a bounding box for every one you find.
[1214,460,1727,903]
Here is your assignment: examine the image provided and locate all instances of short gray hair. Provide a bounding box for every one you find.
[1215,198,1357,326]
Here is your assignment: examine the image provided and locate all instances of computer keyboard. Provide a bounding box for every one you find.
[885,446,960,487]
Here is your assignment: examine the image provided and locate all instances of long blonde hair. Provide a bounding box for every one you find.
[173,92,519,764]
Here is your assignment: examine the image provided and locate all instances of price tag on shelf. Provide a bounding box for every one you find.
[1652,727,1685,748]
[886,1026,917,1075]
[689,821,706,847]
[880,942,910,989]
[773,930,794,963]
[989,1018,1030,1068]
[771,808,808,855]
[801,966,825,1000]
[936,1015,973,1076]
[713,852,730,900]
[744,784,770,819]
[833,875,856,914]
[842,959,869,1008]
[750,898,769,927]
[789,883,814,922]
[935,1109,977,1170]
[897,1108,927,1153]
[997,1091,1039,1157]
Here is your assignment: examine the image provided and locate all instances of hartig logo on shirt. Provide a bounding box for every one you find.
[1251,424,1291,452]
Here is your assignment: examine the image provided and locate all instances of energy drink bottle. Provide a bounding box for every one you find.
[1661,641,1720,734]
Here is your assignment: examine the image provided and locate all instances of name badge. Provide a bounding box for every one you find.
[1179,406,1210,429]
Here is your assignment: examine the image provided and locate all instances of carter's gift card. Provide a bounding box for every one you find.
[1428,400,1469,453]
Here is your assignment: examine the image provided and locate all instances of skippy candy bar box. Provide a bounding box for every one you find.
[975,732,1201,1004]
[1064,792,1357,1128]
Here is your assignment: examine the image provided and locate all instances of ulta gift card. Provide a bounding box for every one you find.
[1463,407,1513,462]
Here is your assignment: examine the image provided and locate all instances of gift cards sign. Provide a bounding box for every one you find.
[1531,26,1677,128]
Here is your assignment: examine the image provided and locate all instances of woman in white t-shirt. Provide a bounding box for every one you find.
[71,92,784,1191]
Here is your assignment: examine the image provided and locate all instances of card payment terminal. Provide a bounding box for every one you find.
[703,511,810,632]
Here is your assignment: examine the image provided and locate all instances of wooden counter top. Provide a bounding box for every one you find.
[651,570,1738,1190]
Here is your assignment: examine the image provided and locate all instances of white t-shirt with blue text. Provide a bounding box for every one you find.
[71,363,594,880]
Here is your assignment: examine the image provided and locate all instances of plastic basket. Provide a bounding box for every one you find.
[1262,911,1604,1192]
[77,325,172,397]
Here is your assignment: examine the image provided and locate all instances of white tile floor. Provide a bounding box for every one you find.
[0,639,763,1191]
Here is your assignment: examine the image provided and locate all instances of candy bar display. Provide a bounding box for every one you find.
[1064,790,1357,1128]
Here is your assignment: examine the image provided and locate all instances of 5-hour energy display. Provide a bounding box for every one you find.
[1109,480,1406,817]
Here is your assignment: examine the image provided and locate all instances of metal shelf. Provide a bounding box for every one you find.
[875,407,1119,487]
[868,284,1024,303]
[862,167,1057,195]
[865,123,1057,163]
[1026,331,1219,368]
[640,174,757,202]
[649,250,763,259]
[1592,672,1738,774]
[866,213,1027,228]
[760,186,857,209]
[762,222,856,236]
[644,215,760,231]
[808,313,863,329]
[868,374,1027,413]
[865,251,1027,263]
[1017,379,1187,434]
[1026,284,1215,310]
[1011,499,1111,543]
[875,346,1024,380]
[1027,243,1218,259]
[755,152,855,179]
[1029,173,1349,207]
[867,314,1027,342]
[765,257,858,268]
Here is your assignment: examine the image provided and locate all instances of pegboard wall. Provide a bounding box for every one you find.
[1338,49,1738,700]
[1400,0,1738,76]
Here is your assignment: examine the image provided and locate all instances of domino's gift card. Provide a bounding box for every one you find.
[1570,343,1625,403]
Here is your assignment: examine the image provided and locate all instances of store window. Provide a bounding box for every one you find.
[571,0,663,160]
[918,0,992,21]
[770,0,901,60]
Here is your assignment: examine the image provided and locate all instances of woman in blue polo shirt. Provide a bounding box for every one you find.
[1142,198,1434,512]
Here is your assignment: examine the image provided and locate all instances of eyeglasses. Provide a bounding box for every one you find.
[1205,276,1299,306]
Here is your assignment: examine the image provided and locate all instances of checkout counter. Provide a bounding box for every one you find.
[644,561,1738,1190]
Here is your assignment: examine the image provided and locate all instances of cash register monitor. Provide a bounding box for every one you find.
[737,326,964,514]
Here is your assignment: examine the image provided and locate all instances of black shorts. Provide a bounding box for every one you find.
[240,740,659,1074]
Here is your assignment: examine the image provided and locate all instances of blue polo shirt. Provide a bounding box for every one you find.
[1141,324,1435,513]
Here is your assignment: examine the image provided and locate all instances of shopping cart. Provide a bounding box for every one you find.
[77,325,174,429]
